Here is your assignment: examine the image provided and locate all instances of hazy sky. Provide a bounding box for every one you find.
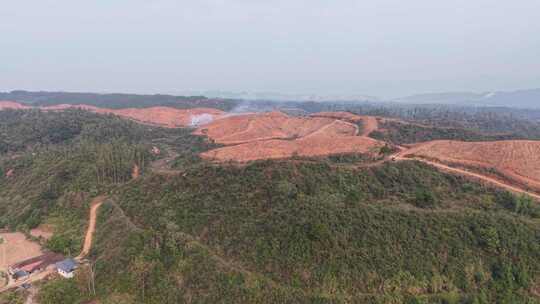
[1,0,539,98]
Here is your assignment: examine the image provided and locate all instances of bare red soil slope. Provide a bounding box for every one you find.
[45,104,225,127]
[310,111,364,122]
[0,102,225,128]
[197,111,383,162]
[402,140,540,192]
[194,112,347,145]
[310,112,378,136]
[0,101,32,110]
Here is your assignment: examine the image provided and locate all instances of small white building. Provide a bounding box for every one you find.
[55,259,78,279]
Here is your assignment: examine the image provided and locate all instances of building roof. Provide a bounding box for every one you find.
[13,270,29,280]
[20,260,43,273]
[56,259,78,273]
[10,252,64,270]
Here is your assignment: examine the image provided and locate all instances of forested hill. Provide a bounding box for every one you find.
[0,90,239,111]
[1,110,540,304]
[0,109,152,154]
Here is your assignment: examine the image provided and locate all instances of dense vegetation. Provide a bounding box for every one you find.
[83,160,540,304]
[370,120,519,145]
[1,109,540,303]
[0,109,154,154]
[389,108,540,140]
[0,110,161,253]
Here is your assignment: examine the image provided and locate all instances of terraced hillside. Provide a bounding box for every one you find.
[196,111,383,162]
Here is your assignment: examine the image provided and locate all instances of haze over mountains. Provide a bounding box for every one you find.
[176,90,380,103]
[1,87,539,108]
[394,88,540,108]
[139,88,540,108]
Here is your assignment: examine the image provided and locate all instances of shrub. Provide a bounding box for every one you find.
[38,279,86,304]
[413,189,439,208]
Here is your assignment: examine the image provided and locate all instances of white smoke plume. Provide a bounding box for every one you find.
[190,113,214,126]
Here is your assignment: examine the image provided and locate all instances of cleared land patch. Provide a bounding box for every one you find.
[0,101,225,128]
[310,111,378,136]
[197,111,384,162]
[29,225,54,241]
[402,140,540,193]
[0,233,42,273]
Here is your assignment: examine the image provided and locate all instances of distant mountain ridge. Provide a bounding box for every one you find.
[0,90,238,111]
[171,88,540,108]
[394,88,540,108]
[177,90,380,102]
[1,88,539,109]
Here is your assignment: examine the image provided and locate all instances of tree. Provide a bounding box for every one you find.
[38,279,84,304]
[102,293,136,304]
[75,260,99,297]
[413,189,438,208]
[130,256,156,302]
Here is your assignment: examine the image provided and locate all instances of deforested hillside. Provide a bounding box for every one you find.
[403,140,540,192]
[1,108,540,304]
[194,111,384,162]
[0,101,227,129]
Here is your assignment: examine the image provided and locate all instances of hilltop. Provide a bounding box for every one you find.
[0,90,238,111]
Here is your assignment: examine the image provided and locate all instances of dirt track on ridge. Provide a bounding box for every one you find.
[400,140,540,195]
[394,153,540,200]
[359,116,378,136]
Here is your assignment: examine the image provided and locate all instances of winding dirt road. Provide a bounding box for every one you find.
[359,116,378,137]
[77,196,106,259]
